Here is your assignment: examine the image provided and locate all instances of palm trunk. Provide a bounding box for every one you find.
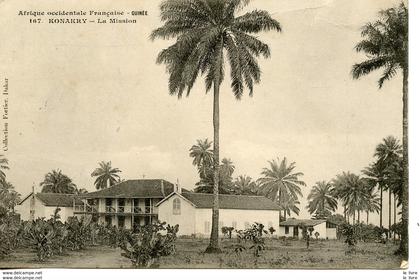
[366,211,369,225]
[388,188,392,238]
[284,209,287,220]
[394,194,397,242]
[352,211,355,225]
[379,184,383,228]
[205,76,221,254]
[399,67,408,258]
[343,204,347,222]
[357,210,360,224]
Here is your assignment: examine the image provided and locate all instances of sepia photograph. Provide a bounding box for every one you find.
[0,0,416,275]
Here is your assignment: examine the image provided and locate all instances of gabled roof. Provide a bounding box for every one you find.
[279,219,326,227]
[157,192,280,211]
[18,192,84,207]
[36,193,84,207]
[83,179,174,198]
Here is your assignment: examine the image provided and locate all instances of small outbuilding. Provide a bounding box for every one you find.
[15,192,84,222]
[278,218,337,239]
[156,192,280,237]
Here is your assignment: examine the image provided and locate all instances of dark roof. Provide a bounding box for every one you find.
[179,193,280,211]
[35,193,84,207]
[83,179,174,198]
[279,219,326,227]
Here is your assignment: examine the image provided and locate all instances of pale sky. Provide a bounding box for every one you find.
[0,0,403,225]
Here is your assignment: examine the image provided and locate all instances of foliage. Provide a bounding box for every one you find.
[0,181,21,212]
[91,161,122,190]
[22,218,56,261]
[268,226,276,235]
[232,175,258,195]
[118,222,179,268]
[258,157,305,219]
[236,223,267,257]
[66,216,92,251]
[340,223,359,247]
[307,181,337,215]
[0,212,20,259]
[40,169,77,194]
[221,226,234,239]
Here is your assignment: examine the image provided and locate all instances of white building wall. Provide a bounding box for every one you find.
[278,222,332,239]
[158,195,196,236]
[326,228,337,239]
[193,207,278,237]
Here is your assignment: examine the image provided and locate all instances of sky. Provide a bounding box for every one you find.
[0,0,404,226]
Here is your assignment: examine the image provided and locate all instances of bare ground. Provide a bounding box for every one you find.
[0,238,403,269]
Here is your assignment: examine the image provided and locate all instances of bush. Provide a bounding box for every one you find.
[118,221,179,268]
[0,213,20,259]
[341,223,358,247]
[22,219,56,261]
[236,223,267,257]
[221,226,234,238]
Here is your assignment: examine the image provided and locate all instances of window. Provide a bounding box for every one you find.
[205,221,210,233]
[173,198,181,215]
[232,221,237,229]
[285,226,289,234]
[118,216,125,228]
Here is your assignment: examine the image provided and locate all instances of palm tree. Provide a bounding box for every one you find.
[0,181,21,212]
[76,188,89,195]
[351,2,408,256]
[40,169,77,194]
[374,136,402,236]
[362,186,381,225]
[91,161,121,190]
[233,175,257,195]
[362,161,386,227]
[152,0,281,253]
[307,181,338,218]
[189,138,214,179]
[0,154,9,184]
[258,157,306,223]
[332,172,368,224]
[279,192,300,220]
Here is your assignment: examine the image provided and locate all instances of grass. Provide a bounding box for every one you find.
[0,238,403,269]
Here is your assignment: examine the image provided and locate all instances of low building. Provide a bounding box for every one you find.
[77,179,175,229]
[156,192,280,236]
[16,192,84,222]
[278,218,337,239]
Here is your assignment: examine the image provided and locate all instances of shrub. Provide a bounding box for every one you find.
[235,223,267,257]
[65,216,92,250]
[119,222,179,268]
[0,213,20,259]
[268,226,276,235]
[341,223,358,247]
[221,226,234,239]
[22,219,56,261]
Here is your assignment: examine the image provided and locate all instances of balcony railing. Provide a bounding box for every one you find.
[75,204,156,214]
[74,204,98,213]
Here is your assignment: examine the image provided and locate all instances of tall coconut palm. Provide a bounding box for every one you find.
[152,0,281,253]
[351,2,408,256]
[91,161,121,190]
[307,181,338,217]
[360,184,381,225]
[258,157,306,223]
[189,138,214,179]
[362,161,386,227]
[40,169,77,194]
[375,136,402,236]
[0,154,9,184]
[332,172,368,224]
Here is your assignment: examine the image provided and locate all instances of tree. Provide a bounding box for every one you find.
[375,136,402,236]
[279,192,300,220]
[91,161,121,190]
[362,161,386,227]
[232,175,258,195]
[194,157,235,194]
[362,186,381,225]
[258,157,305,223]
[351,2,408,257]
[332,172,368,224]
[307,181,337,217]
[40,169,77,194]
[0,154,9,184]
[189,138,214,179]
[0,181,21,212]
[152,0,281,253]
